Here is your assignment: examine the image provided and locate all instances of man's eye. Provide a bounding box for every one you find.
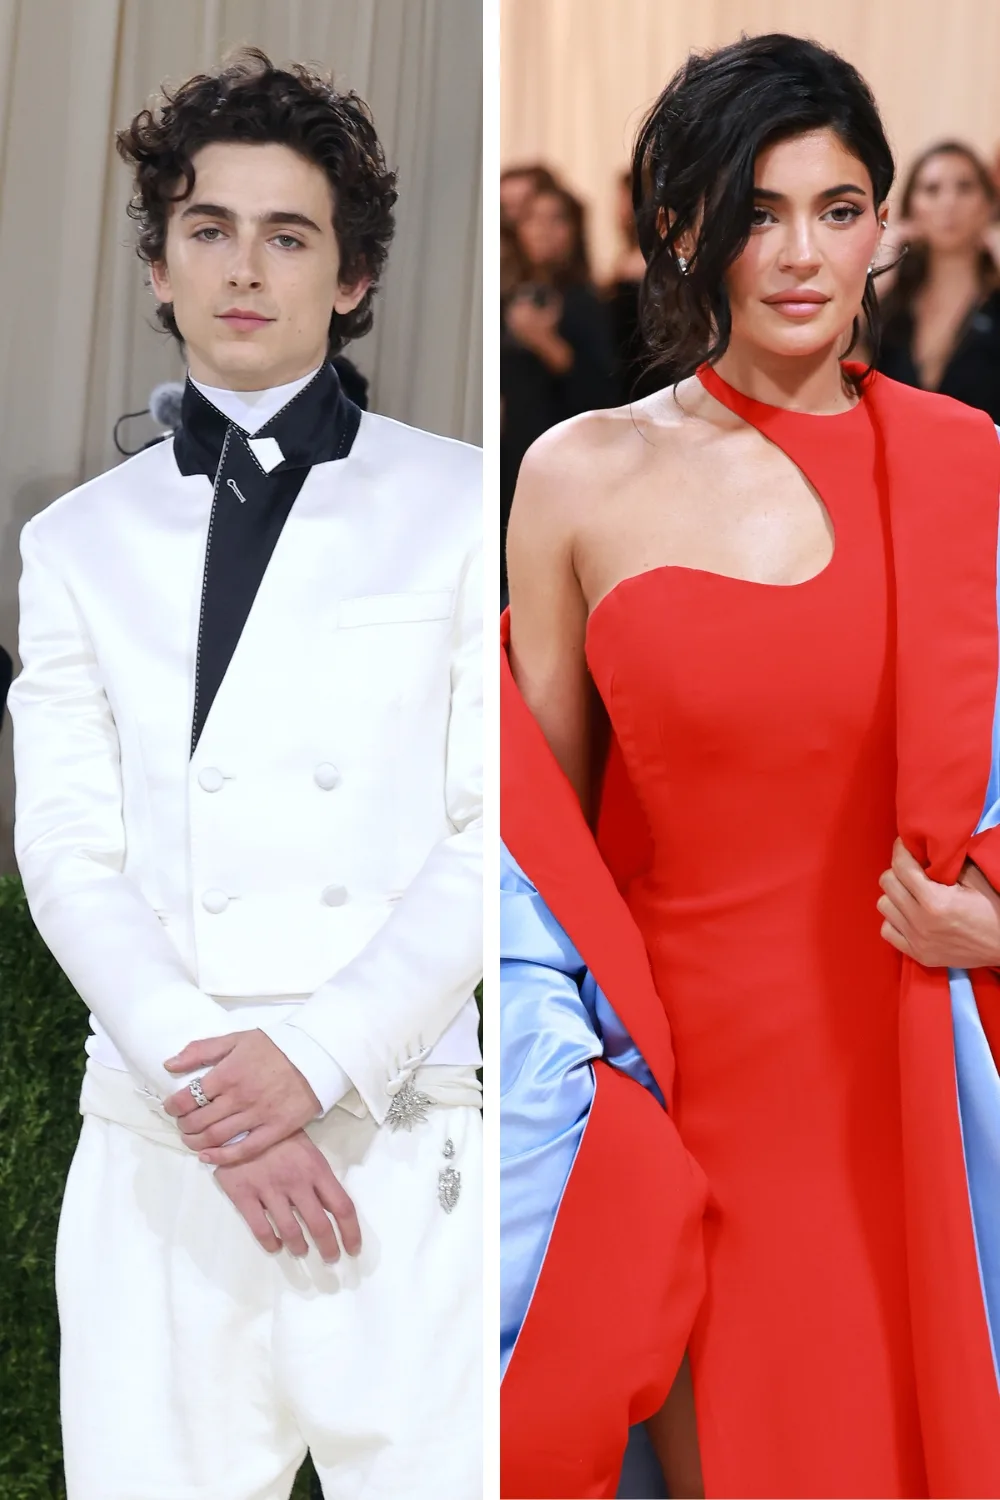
[194,226,224,241]
[274,234,305,250]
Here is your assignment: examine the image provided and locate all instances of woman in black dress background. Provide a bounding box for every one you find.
[877,141,1000,420]
[501,183,616,596]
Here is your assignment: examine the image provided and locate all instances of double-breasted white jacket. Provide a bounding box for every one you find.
[8,403,482,1125]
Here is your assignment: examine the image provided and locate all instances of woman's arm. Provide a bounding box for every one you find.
[506,422,602,821]
[878,838,1000,968]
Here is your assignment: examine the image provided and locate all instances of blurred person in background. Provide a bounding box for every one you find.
[500,161,561,227]
[606,167,672,400]
[877,141,1000,419]
[501,183,615,595]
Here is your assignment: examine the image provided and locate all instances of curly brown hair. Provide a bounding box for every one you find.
[116,47,398,356]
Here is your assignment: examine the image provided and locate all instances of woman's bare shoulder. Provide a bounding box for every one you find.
[514,380,699,524]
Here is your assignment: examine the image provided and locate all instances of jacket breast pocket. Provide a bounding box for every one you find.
[337,590,455,628]
[334,591,455,709]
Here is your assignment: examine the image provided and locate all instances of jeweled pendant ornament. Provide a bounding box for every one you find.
[438,1165,461,1213]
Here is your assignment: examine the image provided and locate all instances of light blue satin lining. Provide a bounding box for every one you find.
[949,457,1000,1381]
[500,843,661,1379]
[950,968,1000,1376]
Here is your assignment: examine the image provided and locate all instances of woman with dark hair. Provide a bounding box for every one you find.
[502,32,1000,1500]
[500,161,562,227]
[876,141,1000,418]
[500,184,616,594]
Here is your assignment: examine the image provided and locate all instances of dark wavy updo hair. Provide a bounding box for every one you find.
[116,47,398,356]
[632,34,894,393]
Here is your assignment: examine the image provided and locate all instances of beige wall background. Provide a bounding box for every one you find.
[0,0,482,866]
[501,0,1000,278]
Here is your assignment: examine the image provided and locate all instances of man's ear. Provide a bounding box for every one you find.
[150,259,172,305]
[333,275,371,316]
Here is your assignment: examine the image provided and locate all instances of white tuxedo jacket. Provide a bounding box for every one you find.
[8,409,482,1124]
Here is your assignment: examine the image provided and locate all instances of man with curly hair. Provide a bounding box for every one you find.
[8,49,482,1500]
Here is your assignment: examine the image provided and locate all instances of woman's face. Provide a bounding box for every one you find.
[720,128,884,363]
[500,173,537,226]
[906,150,995,253]
[518,192,576,271]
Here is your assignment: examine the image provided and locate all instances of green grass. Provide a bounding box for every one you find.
[0,873,315,1498]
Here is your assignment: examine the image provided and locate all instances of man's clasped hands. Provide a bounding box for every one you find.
[161,1029,361,1264]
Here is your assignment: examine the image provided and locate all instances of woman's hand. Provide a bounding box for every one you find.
[504,291,573,373]
[877,838,1000,969]
[505,289,562,344]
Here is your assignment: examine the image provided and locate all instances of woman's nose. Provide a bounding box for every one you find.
[778,222,821,269]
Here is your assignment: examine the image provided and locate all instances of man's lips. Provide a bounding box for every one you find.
[217,310,275,330]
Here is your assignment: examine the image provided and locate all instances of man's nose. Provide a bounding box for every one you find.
[226,235,264,289]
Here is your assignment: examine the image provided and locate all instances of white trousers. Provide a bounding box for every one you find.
[56,1063,482,1500]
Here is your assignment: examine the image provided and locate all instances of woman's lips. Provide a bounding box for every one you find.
[761,292,833,319]
[763,294,830,319]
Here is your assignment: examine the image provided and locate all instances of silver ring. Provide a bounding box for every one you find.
[189,1077,210,1108]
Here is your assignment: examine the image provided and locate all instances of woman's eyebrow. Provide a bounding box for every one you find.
[754,183,869,203]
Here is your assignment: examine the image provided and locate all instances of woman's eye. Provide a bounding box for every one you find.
[824,204,863,224]
[750,207,774,227]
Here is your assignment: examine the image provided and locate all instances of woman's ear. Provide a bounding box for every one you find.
[660,206,697,265]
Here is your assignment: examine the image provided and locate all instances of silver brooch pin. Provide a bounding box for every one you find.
[438,1138,460,1212]
[385,1076,433,1132]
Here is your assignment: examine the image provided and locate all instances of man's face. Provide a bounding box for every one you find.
[150,141,368,390]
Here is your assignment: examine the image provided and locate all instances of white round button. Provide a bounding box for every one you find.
[320,884,349,908]
[198,767,225,793]
[313,762,341,791]
[201,888,230,914]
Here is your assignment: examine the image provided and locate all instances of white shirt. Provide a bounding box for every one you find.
[189,367,322,433]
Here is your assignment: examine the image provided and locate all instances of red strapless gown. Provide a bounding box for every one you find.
[584,365,928,1497]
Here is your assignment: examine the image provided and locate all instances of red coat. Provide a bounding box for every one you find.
[501,371,1000,1498]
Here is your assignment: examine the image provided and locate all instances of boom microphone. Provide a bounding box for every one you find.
[113,379,187,457]
[149,381,186,431]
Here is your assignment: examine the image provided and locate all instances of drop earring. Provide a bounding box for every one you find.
[677,255,689,275]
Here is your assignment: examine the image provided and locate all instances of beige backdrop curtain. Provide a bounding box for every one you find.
[501,0,1000,278]
[0,0,482,866]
